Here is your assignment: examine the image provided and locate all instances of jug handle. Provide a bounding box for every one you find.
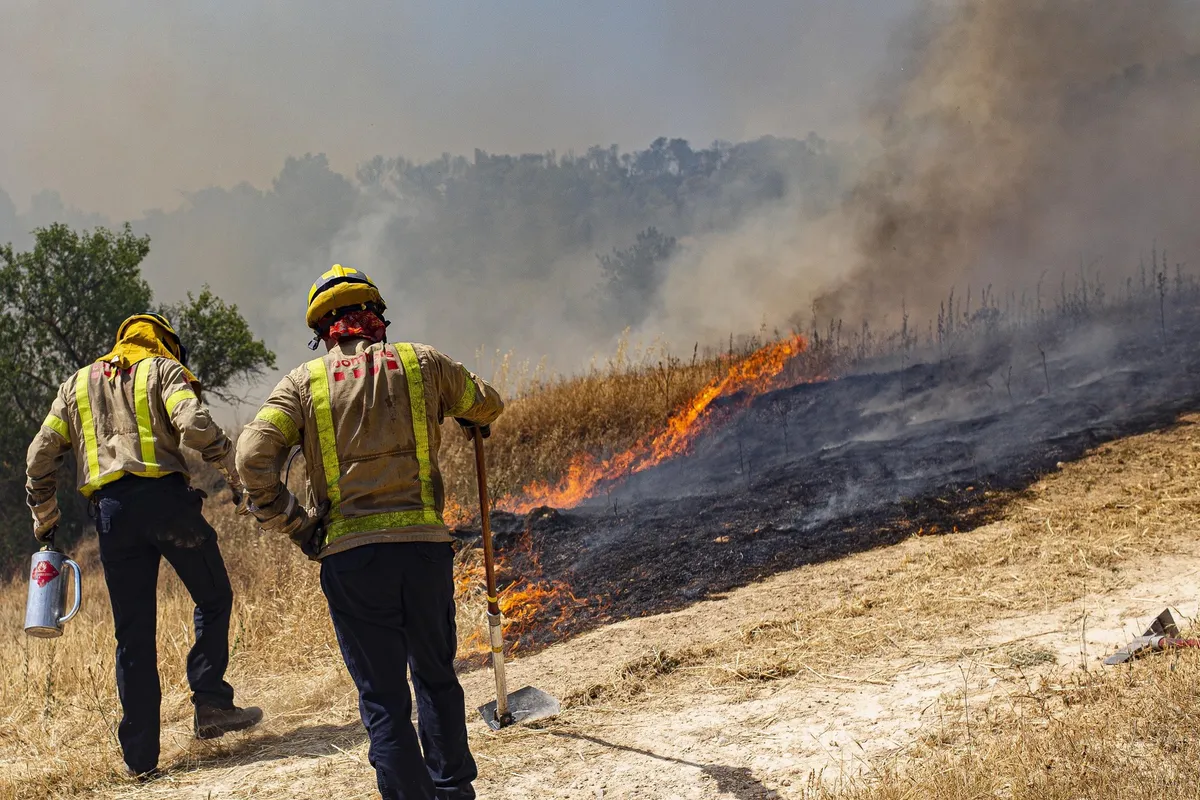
[59,559,82,624]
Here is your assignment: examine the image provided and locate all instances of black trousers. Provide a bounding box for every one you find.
[94,474,235,774]
[321,542,477,800]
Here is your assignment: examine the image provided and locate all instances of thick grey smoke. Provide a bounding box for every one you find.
[816,0,1200,322]
[0,0,907,395]
[650,0,1200,346]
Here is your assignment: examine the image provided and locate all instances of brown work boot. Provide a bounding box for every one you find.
[194,704,263,739]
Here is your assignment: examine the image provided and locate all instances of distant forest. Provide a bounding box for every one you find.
[0,135,854,368]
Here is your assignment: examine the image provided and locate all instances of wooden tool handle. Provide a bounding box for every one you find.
[473,427,501,617]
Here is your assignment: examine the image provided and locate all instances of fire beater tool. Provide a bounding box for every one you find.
[1104,608,1200,665]
[24,533,83,638]
[468,425,561,730]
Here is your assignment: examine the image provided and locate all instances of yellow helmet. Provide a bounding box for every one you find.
[306,265,386,329]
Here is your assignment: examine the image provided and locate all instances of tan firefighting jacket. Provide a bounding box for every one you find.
[26,358,235,523]
[236,340,503,557]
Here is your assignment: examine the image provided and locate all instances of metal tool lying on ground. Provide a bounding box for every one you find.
[1104,608,1200,665]
[467,424,561,730]
[24,534,82,638]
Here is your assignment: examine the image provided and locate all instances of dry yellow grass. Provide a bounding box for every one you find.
[3,348,1200,798]
[439,342,734,505]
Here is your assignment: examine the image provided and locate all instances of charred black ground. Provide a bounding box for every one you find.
[454,305,1200,653]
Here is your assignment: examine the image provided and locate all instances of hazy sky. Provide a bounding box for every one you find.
[0,0,909,218]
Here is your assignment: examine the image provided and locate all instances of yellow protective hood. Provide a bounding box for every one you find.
[98,318,199,385]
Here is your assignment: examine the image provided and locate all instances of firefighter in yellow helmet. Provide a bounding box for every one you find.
[237,265,503,800]
[25,313,263,780]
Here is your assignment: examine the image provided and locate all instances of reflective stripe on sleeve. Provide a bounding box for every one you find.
[307,357,343,520]
[42,414,69,441]
[134,360,161,477]
[445,367,478,417]
[165,388,197,416]
[74,367,103,495]
[395,343,441,525]
[255,406,300,448]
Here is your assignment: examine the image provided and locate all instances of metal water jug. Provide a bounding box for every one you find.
[24,545,82,638]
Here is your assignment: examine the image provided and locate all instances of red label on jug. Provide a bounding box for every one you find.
[31,561,59,588]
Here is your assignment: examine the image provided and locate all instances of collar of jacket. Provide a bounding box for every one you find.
[329,337,376,355]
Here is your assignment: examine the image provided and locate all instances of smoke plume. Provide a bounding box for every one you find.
[818,0,1200,322]
[650,0,1200,346]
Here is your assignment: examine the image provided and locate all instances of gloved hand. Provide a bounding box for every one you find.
[455,418,491,440]
[231,486,250,516]
[262,496,330,561]
[286,501,330,561]
[215,456,250,516]
[31,498,61,543]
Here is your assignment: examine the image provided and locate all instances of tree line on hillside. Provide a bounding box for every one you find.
[0,136,851,365]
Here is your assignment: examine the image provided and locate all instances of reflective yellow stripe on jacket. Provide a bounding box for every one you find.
[134,360,161,477]
[308,355,343,526]
[75,367,102,495]
[395,343,439,525]
[42,413,69,440]
[255,406,300,447]
[446,368,477,417]
[165,388,197,416]
[74,366,125,496]
[310,343,443,545]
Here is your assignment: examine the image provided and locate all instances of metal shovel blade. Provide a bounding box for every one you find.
[1104,609,1183,665]
[477,685,561,731]
[1104,636,1159,665]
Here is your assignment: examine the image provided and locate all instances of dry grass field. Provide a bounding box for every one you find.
[3,342,1200,798]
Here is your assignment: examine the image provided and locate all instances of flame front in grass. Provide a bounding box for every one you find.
[455,557,587,654]
[504,334,808,513]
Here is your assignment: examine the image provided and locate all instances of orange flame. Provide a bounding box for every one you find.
[501,335,808,513]
[443,496,470,528]
[455,554,589,654]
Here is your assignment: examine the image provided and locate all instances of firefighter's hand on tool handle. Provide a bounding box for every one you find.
[455,418,491,440]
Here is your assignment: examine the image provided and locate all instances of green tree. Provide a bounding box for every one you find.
[160,287,276,404]
[0,223,275,564]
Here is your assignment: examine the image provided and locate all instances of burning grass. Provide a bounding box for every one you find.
[437,332,813,509]
[500,334,810,513]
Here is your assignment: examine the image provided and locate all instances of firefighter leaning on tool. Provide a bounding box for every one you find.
[25,314,263,779]
[237,265,503,800]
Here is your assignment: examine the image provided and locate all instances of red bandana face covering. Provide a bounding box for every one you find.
[326,310,388,345]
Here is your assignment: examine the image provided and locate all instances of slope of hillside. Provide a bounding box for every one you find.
[4,409,1200,798]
